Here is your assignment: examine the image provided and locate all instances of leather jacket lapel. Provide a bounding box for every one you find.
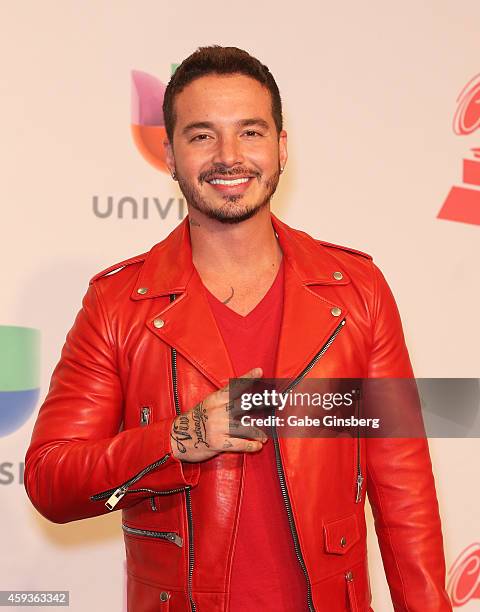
[132,212,350,388]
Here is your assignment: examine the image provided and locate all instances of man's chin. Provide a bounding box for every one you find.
[177,173,279,225]
[190,199,267,225]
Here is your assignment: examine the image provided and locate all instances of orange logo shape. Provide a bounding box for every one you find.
[447,543,480,607]
[131,70,169,173]
[438,74,480,225]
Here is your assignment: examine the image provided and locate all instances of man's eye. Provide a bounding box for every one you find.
[243,130,261,137]
[192,134,210,142]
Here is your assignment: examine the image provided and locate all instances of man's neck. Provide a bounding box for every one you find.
[188,206,283,283]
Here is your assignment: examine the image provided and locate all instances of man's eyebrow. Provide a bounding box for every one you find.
[181,118,271,135]
[237,118,270,130]
[182,121,215,135]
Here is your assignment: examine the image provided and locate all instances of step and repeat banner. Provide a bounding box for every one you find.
[1,2,479,610]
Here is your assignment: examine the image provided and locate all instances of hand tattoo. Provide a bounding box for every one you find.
[170,414,192,454]
[222,439,233,449]
[192,401,209,449]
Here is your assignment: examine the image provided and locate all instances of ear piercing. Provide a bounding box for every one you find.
[171,171,177,180]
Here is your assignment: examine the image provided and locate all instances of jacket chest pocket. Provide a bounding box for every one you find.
[127,573,174,611]
[324,515,365,611]
[323,513,360,555]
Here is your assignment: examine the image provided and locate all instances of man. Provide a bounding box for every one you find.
[25,46,452,611]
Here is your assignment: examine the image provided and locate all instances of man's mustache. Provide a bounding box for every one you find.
[198,168,262,183]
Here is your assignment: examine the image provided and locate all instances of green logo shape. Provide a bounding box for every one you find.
[0,326,40,391]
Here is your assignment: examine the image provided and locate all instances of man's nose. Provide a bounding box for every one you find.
[212,134,243,167]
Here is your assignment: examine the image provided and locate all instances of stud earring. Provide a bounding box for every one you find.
[280,166,284,174]
[171,170,177,180]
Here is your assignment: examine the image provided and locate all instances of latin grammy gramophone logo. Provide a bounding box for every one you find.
[438,73,480,226]
[447,543,480,607]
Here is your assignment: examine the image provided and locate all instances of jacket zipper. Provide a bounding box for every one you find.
[118,486,190,495]
[272,317,346,612]
[90,454,172,510]
[140,406,151,426]
[345,570,359,611]
[92,484,189,500]
[170,293,197,612]
[122,524,183,547]
[90,405,190,511]
[139,406,158,509]
[138,405,164,511]
[353,388,364,503]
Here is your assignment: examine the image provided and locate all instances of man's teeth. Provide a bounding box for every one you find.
[209,177,250,186]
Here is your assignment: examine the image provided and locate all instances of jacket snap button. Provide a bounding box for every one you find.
[153,318,165,329]
[137,287,148,295]
[340,535,347,547]
[345,570,353,581]
[159,591,170,602]
[333,271,343,280]
[331,307,342,317]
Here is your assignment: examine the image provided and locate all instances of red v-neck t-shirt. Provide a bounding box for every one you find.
[203,257,307,611]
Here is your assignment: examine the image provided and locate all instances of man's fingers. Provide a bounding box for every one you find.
[224,395,247,417]
[220,437,265,453]
[228,420,267,441]
[237,367,263,379]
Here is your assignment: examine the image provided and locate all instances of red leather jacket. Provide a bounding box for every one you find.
[25,213,451,611]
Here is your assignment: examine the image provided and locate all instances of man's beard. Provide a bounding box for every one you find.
[175,166,281,225]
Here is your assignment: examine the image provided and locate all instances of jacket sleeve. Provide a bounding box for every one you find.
[24,280,200,524]
[365,262,452,611]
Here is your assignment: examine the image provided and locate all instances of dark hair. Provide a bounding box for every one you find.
[163,45,283,143]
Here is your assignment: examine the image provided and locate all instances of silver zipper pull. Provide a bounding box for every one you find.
[166,533,183,547]
[355,473,364,503]
[140,406,151,426]
[105,485,128,510]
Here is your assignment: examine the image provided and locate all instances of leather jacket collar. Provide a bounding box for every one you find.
[130,212,353,389]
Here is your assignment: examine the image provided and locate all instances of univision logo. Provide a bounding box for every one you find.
[130,65,178,173]
[0,326,40,437]
[92,65,184,221]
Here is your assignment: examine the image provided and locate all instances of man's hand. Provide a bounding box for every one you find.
[169,367,267,462]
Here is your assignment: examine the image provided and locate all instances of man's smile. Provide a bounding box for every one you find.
[205,176,255,194]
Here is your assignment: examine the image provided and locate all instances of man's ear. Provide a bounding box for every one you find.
[279,130,288,171]
[163,138,176,177]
